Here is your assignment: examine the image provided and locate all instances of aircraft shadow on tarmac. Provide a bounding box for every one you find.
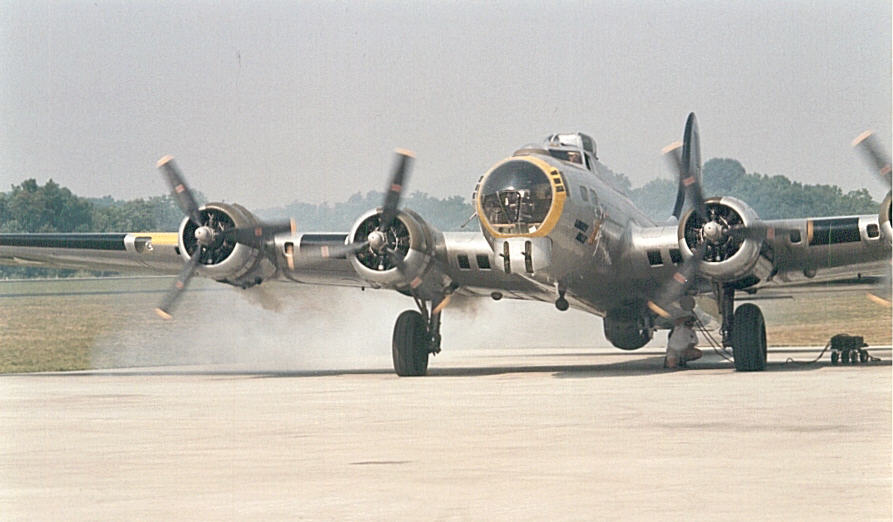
[23,349,889,380]
[429,354,891,379]
[548,355,891,379]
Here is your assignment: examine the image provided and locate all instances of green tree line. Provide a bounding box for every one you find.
[0,158,882,278]
[620,158,878,220]
[258,190,474,232]
[0,179,183,278]
[0,179,184,234]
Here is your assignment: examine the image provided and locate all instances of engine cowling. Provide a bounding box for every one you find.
[177,202,270,284]
[678,196,763,282]
[347,208,440,290]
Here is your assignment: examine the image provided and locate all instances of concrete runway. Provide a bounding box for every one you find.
[2,347,890,520]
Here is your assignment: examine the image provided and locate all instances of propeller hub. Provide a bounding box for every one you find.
[194,226,214,246]
[702,221,724,243]
[368,229,388,252]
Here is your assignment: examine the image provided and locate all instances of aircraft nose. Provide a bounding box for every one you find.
[476,156,566,237]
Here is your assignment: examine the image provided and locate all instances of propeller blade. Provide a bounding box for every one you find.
[432,294,453,315]
[310,240,370,262]
[663,142,686,219]
[645,115,712,319]
[218,218,296,247]
[646,242,706,319]
[663,114,706,221]
[853,131,892,188]
[727,222,800,242]
[285,241,371,270]
[867,264,892,307]
[679,113,707,220]
[378,149,414,232]
[385,247,407,273]
[328,240,369,258]
[157,156,203,225]
[867,283,892,307]
[155,246,204,319]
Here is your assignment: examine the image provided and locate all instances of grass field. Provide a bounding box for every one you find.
[0,277,890,373]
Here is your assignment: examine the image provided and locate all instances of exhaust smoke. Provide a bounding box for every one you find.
[89,278,616,372]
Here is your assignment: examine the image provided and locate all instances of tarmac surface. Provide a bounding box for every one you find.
[2,346,890,520]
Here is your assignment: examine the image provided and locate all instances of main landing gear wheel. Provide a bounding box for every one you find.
[392,310,430,377]
[731,303,767,372]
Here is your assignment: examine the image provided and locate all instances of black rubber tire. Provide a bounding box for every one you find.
[831,351,839,365]
[392,310,429,377]
[859,350,868,363]
[731,303,767,371]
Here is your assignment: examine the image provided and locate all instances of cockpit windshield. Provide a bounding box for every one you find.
[479,160,553,234]
[548,149,583,165]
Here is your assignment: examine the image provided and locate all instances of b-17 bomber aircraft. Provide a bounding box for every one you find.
[1,114,890,375]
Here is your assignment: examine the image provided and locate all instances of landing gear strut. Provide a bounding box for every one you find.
[717,284,767,371]
[554,282,569,311]
[391,296,444,377]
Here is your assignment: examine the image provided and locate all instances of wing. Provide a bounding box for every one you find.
[274,229,553,300]
[0,232,183,274]
[637,115,892,319]
[757,215,889,287]
[0,228,549,294]
[1,152,549,318]
[625,208,889,305]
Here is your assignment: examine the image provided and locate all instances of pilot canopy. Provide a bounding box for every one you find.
[547,133,596,156]
[514,132,598,171]
[547,134,595,171]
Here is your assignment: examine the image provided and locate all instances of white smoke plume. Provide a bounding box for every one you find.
[89,277,618,372]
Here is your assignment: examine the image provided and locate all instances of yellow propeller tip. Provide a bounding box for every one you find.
[866,292,892,307]
[156,155,174,168]
[661,141,683,154]
[647,301,671,318]
[432,294,453,315]
[394,148,416,159]
[852,130,873,147]
[154,308,173,320]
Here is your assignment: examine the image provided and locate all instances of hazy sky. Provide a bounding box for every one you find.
[2,0,890,211]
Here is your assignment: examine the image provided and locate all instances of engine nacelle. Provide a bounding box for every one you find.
[678,196,763,282]
[177,202,272,284]
[347,208,442,291]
